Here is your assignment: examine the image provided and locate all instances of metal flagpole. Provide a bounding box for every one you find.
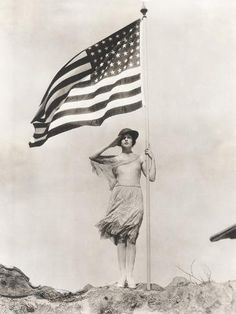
[140,2,151,290]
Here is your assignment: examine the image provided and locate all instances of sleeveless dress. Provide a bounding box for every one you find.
[90,155,144,245]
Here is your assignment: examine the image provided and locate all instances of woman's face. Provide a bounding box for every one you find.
[121,134,133,148]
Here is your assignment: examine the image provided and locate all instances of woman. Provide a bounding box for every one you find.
[90,128,156,288]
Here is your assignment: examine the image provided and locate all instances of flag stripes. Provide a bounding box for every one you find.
[33,87,141,136]
[67,74,140,103]
[44,58,91,110]
[40,52,89,106]
[53,87,141,121]
[31,101,142,147]
[49,101,142,136]
[32,52,92,124]
[33,68,140,130]
[30,19,142,147]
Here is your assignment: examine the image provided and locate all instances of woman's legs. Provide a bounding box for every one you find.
[117,242,127,287]
[117,240,137,288]
[126,242,136,288]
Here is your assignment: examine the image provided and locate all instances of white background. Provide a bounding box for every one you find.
[0,0,235,291]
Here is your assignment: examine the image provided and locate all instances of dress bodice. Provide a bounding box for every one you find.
[91,154,141,190]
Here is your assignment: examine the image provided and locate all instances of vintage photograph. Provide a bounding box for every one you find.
[0,0,236,313]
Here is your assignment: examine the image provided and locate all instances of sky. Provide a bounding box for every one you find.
[0,0,236,291]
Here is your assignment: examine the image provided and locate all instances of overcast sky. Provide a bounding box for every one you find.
[0,0,236,291]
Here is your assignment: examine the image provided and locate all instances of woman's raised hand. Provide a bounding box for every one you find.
[90,136,121,160]
[107,136,121,148]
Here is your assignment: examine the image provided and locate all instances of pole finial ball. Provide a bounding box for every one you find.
[140,7,148,17]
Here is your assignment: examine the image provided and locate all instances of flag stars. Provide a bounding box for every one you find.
[89,21,140,81]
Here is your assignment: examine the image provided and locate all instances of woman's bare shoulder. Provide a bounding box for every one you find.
[139,153,145,163]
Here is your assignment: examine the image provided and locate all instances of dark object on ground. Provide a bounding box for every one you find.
[0,264,70,301]
[0,264,36,297]
[210,224,236,242]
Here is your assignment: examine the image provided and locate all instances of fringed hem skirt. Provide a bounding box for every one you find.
[96,185,144,245]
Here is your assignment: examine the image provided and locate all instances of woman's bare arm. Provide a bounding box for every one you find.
[89,136,121,160]
[141,148,156,182]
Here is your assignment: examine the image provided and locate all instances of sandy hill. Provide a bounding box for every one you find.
[0,264,235,313]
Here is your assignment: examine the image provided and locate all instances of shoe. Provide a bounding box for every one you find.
[116,282,124,288]
[116,278,126,288]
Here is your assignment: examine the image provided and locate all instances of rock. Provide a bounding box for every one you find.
[0,264,35,297]
[166,276,190,288]
[136,283,164,291]
[227,280,236,291]
[78,283,94,294]
[34,285,65,301]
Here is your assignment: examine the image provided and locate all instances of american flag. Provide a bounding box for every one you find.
[29,19,142,147]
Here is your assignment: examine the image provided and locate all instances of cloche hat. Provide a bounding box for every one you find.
[117,128,139,146]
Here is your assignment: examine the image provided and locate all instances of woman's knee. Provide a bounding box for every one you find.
[126,239,136,247]
[117,237,127,246]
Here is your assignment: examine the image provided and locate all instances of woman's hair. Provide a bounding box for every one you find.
[118,133,137,147]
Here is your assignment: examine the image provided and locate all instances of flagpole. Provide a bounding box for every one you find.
[140,2,151,291]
